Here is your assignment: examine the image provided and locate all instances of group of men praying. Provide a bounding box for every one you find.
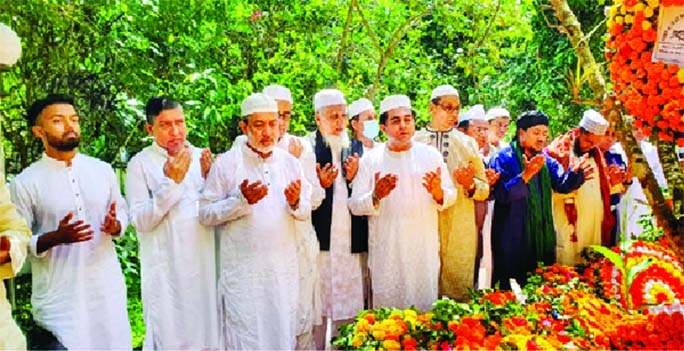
[0,83,670,350]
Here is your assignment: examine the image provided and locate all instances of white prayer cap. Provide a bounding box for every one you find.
[486,107,510,121]
[380,94,412,114]
[314,89,346,111]
[0,23,22,66]
[262,85,292,103]
[579,109,609,135]
[241,93,278,117]
[348,98,374,118]
[430,84,459,100]
[459,104,486,123]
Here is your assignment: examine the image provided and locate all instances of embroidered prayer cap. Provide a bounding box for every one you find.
[459,104,486,123]
[348,98,374,119]
[486,107,510,121]
[0,23,22,66]
[380,94,412,114]
[579,109,609,135]
[430,84,459,100]
[515,110,549,130]
[314,89,346,112]
[262,85,292,103]
[241,93,278,117]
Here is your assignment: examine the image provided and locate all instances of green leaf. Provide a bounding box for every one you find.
[590,245,624,270]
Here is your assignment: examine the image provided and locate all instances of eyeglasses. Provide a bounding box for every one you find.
[438,103,460,114]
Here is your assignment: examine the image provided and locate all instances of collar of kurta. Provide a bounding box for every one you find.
[40,152,83,168]
[241,141,273,161]
[425,126,454,133]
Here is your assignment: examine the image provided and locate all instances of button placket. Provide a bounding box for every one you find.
[67,168,86,221]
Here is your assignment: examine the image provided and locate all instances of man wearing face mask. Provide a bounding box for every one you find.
[414,85,489,301]
[200,93,311,350]
[349,98,382,153]
[306,89,364,349]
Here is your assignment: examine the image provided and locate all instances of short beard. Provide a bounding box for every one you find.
[47,134,79,151]
[323,133,350,152]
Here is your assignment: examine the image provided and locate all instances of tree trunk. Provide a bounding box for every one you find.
[548,0,682,259]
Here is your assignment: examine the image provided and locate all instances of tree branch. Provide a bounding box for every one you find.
[475,0,502,49]
[352,0,383,56]
[336,1,356,74]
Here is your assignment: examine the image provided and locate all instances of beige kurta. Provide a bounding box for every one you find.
[0,180,31,351]
[553,154,603,265]
[414,128,489,300]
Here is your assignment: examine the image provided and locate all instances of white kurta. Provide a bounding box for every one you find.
[349,143,456,312]
[0,180,32,351]
[125,143,220,350]
[199,143,311,350]
[615,141,668,238]
[553,155,603,265]
[9,153,131,350]
[277,134,324,335]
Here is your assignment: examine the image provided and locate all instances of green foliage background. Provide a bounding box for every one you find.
[0,0,607,348]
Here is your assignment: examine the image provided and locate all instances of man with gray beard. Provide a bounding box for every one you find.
[307,89,365,348]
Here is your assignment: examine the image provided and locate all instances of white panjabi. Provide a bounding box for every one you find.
[9,153,131,350]
[349,142,457,312]
[379,94,411,114]
[430,84,459,100]
[125,142,220,350]
[459,104,486,123]
[486,107,510,121]
[348,98,374,118]
[241,93,278,116]
[0,23,21,65]
[314,89,346,111]
[579,109,609,135]
[263,84,293,103]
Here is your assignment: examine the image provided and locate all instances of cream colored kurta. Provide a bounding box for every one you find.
[0,180,31,351]
[10,153,131,350]
[200,143,311,350]
[414,128,489,300]
[349,143,456,312]
[125,143,220,350]
[553,155,603,265]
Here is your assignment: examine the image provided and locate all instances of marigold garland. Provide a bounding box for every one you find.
[606,0,684,145]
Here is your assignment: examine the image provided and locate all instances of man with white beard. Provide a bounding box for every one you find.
[263,84,324,350]
[306,89,365,349]
[200,93,311,350]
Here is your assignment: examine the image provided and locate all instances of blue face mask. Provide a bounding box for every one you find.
[362,120,380,139]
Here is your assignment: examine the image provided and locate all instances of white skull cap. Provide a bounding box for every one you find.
[348,98,375,119]
[314,89,346,111]
[430,84,459,100]
[485,107,510,121]
[380,94,412,114]
[579,109,609,136]
[262,85,292,103]
[459,104,486,123]
[241,93,278,117]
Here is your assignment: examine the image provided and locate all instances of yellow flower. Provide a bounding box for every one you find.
[609,5,619,17]
[383,340,401,350]
[615,15,624,24]
[625,14,634,24]
[642,20,653,30]
[677,68,684,84]
[372,330,386,341]
[648,0,660,8]
[352,335,365,348]
[620,5,627,15]
[644,6,655,17]
[632,3,646,12]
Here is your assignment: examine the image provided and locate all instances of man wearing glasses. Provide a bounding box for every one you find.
[414,85,489,301]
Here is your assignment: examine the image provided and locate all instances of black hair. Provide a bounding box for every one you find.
[457,120,470,130]
[380,109,416,125]
[145,97,182,124]
[26,94,75,126]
